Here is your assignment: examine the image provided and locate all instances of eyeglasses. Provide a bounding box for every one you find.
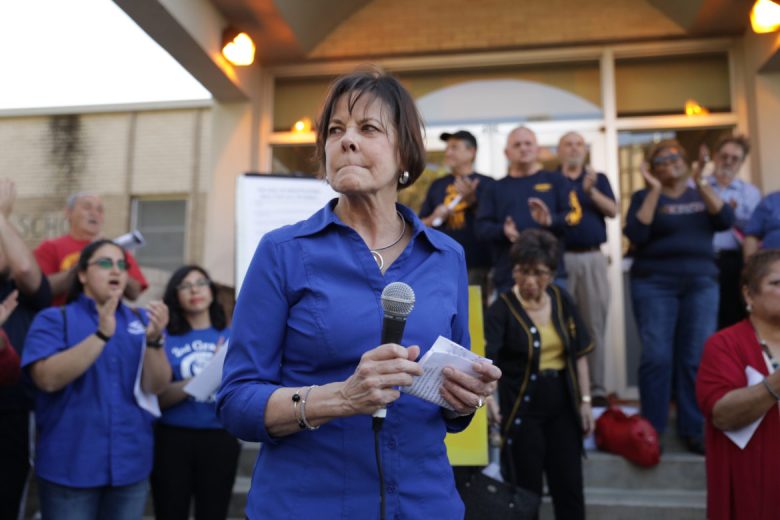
[717,152,743,163]
[88,257,128,271]
[651,153,682,167]
[512,266,552,278]
[177,279,210,291]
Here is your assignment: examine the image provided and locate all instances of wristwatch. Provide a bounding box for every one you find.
[581,395,592,404]
[146,336,164,349]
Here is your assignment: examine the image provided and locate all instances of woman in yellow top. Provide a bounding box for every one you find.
[486,228,593,520]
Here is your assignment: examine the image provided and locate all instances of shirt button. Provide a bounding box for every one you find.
[533,341,540,348]
[530,327,537,334]
[387,483,397,494]
[387,439,397,449]
[514,418,522,425]
[530,374,537,381]
[524,395,530,402]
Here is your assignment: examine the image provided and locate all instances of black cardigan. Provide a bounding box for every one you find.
[485,284,593,439]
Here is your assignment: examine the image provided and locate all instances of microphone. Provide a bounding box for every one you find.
[374,282,416,420]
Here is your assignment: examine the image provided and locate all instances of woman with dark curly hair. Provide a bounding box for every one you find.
[485,228,593,520]
[151,265,239,520]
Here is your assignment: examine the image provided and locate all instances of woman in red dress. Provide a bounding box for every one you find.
[696,248,780,519]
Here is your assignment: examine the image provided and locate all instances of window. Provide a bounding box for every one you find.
[130,198,187,272]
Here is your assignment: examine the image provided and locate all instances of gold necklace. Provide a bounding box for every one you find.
[370,211,406,270]
[513,286,548,311]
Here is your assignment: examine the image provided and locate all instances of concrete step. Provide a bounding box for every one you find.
[540,488,706,520]
[583,450,705,491]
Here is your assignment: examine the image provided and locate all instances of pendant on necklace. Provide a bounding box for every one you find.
[371,250,384,270]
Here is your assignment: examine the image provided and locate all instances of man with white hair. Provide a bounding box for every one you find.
[476,126,570,294]
[34,192,147,305]
[556,131,617,405]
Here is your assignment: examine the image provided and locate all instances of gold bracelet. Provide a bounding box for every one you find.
[300,385,320,431]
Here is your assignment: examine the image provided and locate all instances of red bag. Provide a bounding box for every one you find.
[594,407,660,467]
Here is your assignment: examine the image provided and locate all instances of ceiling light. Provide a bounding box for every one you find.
[222,29,255,66]
[751,0,780,33]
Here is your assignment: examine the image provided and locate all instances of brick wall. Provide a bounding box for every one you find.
[0,106,211,281]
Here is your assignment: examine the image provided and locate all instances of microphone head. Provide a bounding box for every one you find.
[381,282,415,318]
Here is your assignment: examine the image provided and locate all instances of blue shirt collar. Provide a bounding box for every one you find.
[292,198,452,252]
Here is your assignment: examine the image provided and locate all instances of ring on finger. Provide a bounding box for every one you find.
[476,397,484,409]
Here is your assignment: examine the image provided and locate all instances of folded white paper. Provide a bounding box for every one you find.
[724,365,765,449]
[183,343,229,401]
[133,340,161,417]
[402,336,491,410]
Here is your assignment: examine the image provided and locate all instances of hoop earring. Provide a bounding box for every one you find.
[399,171,410,185]
[746,303,752,313]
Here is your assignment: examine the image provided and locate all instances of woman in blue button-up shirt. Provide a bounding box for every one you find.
[22,239,171,520]
[217,68,501,520]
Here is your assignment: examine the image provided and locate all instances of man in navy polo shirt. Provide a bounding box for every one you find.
[557,132,617,404]
[476,126,570,295]
[420,130,494,297]
[0,179,52,520]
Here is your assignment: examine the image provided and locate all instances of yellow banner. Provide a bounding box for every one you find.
[445,285,489,466]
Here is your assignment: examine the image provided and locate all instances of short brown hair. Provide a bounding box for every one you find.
[715,134,750,158]
[509,229,560,272]
[742,249,780,296]
[646,139,688,174]
[314,66,426,190]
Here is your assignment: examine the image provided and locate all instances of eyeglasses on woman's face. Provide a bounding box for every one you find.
[651,152,682,167]
[512,265,552,279]
[88,257,128,271]
[177,278,210,292]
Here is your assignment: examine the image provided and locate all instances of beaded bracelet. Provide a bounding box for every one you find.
[763,378,780,401]
[300,385,320,431]
[291,389,306,430]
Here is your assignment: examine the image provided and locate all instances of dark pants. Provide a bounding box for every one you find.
[151,424,241,520]
[716,250,746,330]
[502,373,584,520]
[0,410,30,520]
[38,478,148,520]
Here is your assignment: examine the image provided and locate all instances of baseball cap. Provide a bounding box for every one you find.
[440,130,477,149]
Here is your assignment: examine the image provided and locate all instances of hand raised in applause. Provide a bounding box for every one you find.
[528,197,552,227]
[339,344,422,416]
[144,301,169,342]
[97,293,121,337]
[503,216,520,243]
[0,179,16,218]
[440,361,502,416]
[453,175,480,205]
[582,166,597,196]
[0,290,18,329]
[639,161,661,191]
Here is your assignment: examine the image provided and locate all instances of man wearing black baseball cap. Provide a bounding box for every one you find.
[420,130,494,293]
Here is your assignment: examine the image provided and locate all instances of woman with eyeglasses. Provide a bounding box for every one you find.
[150,265,239,520]
[485,228,593,519]
[624,139,734,455]
[21,239,171,520]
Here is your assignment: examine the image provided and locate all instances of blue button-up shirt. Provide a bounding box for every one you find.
[704,175,761,252]
[745,190,780,249]
[21,295,154,487]
[217,201,471,520]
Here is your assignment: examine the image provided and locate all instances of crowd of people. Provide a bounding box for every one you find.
[0,67,779,519]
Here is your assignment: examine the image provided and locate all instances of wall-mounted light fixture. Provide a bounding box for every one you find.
[292,117,313,133]
[222,28,256,66]
[751,0,780,33]
[685,99,709,116]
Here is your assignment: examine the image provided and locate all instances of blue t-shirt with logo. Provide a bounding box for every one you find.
[160,326,230,429]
